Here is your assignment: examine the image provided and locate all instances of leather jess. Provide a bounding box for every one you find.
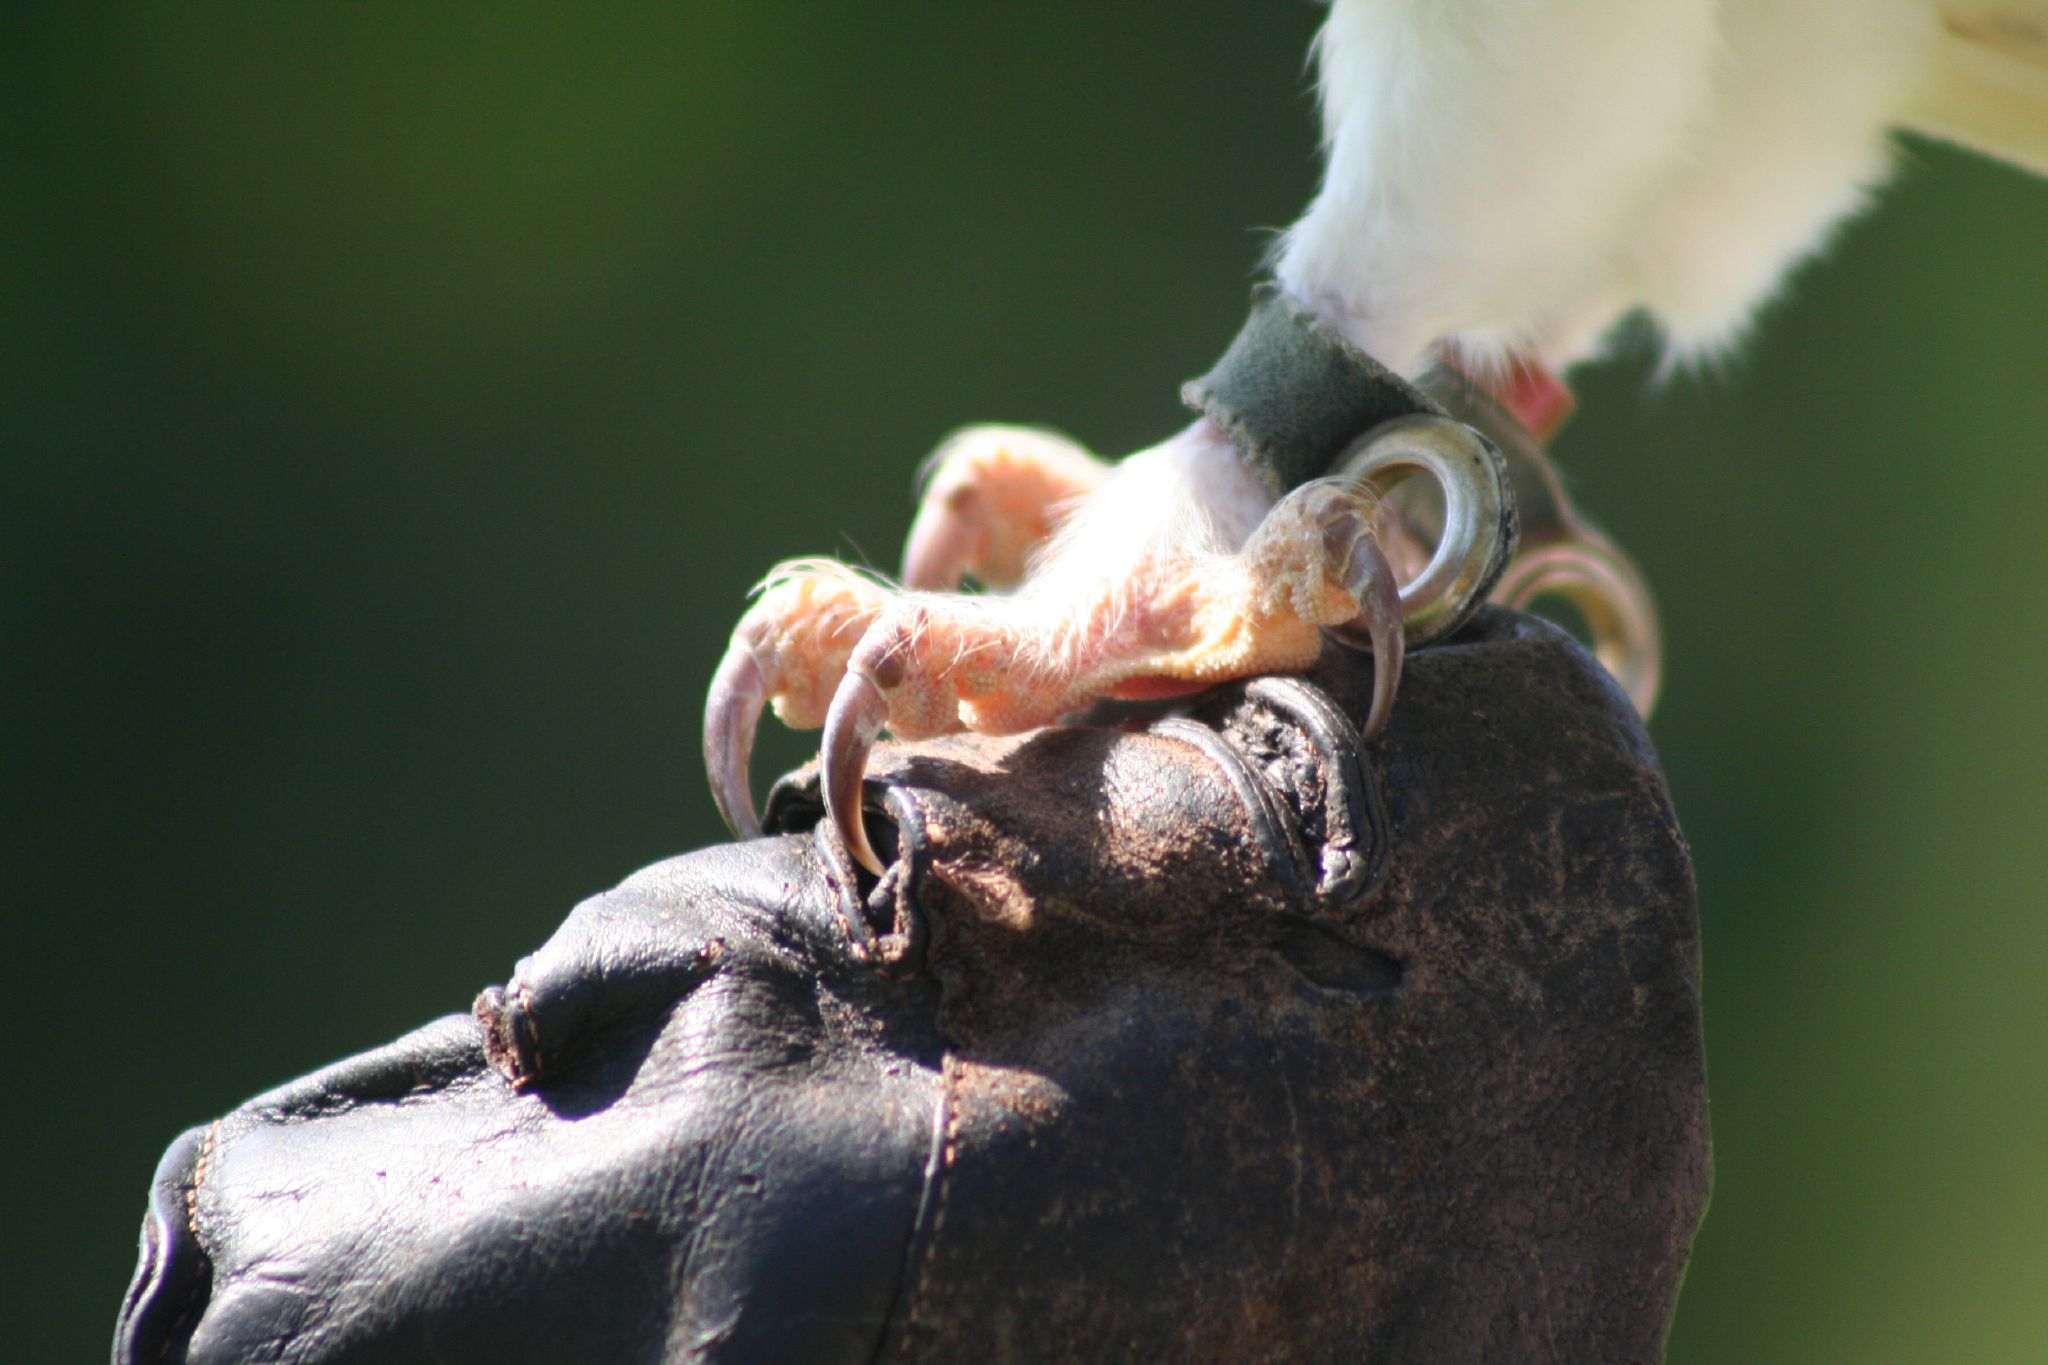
[116,611,1709,1364]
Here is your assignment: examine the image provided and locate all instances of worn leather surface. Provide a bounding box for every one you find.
[116,609,1709,1364]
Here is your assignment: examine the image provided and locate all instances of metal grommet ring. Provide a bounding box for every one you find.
[1494,538,1662,719]
[1415,367,1664,719]
[1332,413,1519,649]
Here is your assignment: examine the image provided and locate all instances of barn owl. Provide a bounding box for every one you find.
[706,0,2048,875]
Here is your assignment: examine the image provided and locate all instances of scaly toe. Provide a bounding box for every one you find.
[701,562,892,842]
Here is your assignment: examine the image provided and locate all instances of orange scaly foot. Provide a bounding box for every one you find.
[705,414,1512,876]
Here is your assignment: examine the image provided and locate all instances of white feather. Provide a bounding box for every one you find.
[972,4,2048,621]
[1277,0,2045,376]
[1904,4,2048,173]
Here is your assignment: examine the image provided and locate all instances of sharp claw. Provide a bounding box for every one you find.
[822,669,890,876]
[901,502,972,591]
[1333,523,1405,738]
[704,641,769,840]
[1361,567,1404,738]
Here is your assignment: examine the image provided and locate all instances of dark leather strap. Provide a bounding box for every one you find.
[1183,282,1443,497]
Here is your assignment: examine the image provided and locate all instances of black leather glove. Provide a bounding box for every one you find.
[116,610,1708,1364]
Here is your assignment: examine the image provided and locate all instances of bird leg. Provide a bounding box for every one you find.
[707,462,1403,876]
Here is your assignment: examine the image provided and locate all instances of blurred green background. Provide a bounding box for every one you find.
[7,3,2045,1358]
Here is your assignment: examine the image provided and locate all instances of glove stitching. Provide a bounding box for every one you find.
[900,1051,964,1359]
[160,1119,220,1362]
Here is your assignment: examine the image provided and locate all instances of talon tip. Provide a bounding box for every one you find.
[705,644,769,841]
[1362,577,1403,739]
[1364,641,1401,739]
[822,671,889,876]
[1328,519,1405,739]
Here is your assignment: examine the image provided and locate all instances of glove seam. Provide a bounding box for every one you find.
[157,1119,220,1364]
[896,1052,964,1361]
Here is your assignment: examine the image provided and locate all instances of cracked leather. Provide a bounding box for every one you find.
[116,610,1709,1365]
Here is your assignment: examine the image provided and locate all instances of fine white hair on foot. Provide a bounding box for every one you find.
[1021,420,1273,599]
